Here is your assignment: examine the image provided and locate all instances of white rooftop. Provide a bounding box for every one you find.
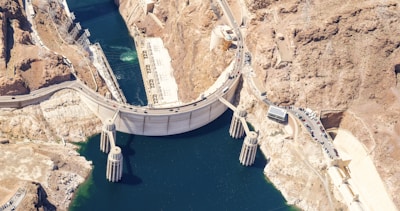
[146,37,179,106]
[268,106,287,118]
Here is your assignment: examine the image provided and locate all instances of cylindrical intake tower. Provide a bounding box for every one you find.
[100,119,116,153]
[229,106,247,139]
[239,131,258,166]
[106,146,123,182]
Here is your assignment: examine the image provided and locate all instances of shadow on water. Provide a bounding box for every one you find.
[252,153,267,169]
[120,134,143,186]
[121,173,142,186]
[70,2,117,23]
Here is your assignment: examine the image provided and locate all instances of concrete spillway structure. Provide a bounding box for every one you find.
[239,131,258,166]
[77,29,90,48]
[100,119,116,153]
[69,22,81,41]
[106,146,123,182]
[229,106,247,139]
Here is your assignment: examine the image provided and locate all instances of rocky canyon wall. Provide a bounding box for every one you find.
[0,13,6,71]
[118,0,235,102]
[245,0,400,111]
[0,89,101,210]
[0,0,104,96]
[244,0,400,208]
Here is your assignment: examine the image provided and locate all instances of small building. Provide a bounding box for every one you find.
[140,0,155,14]
[267,106,287,123]
[210,25,234,51]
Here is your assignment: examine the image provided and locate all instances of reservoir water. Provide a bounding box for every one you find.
[67,0,294,210]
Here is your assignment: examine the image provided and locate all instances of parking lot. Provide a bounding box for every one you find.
[287,106,339,159]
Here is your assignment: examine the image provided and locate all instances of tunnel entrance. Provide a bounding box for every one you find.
[320,110,344,129]
[394,64,400,85]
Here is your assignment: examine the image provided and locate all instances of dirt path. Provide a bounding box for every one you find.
[346,109,377,154]
[289,116,334,210]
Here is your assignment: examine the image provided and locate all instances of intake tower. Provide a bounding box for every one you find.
[239,131,258,166]
[100,115,124,182]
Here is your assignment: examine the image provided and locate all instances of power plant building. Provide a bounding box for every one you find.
[267,106,287,122]
[144,37,179,107]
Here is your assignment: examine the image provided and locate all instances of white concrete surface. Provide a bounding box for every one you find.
[334,129,397,211]
[145,38,179,107]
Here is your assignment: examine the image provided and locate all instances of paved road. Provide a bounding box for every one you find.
[0,0,243,119]
[0,79,227,115]
[218,0,244,74]
[222,0,340,160]
[285,107,338,159]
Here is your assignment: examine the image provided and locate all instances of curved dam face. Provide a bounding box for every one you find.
[80,77,240,136]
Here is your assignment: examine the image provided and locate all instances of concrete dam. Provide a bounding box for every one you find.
[0,0,261,184]
[79,77,240,136]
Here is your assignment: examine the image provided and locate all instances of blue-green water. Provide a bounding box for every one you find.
[70,111,293,211]
[67,0,146,105]
[67,0,294,210]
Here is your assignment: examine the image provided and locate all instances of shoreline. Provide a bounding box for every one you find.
[0,89,101,210]
[64,111,294,210]
[68,165,95,210]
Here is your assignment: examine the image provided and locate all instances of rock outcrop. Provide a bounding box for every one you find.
[0,0,109,96]
[0,89,101,142]
[118,0,234,101]
[0,0,74,95]
[244,0,400,208]
[0,89,100,210]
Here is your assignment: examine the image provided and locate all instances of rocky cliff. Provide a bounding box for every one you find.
[118,0,234,101]
[245,0,400,110]
[0,0,108,96]
[0,0,73,95]
[244,0,400,208]
[0,13,6,71]
[0,89,100,210]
